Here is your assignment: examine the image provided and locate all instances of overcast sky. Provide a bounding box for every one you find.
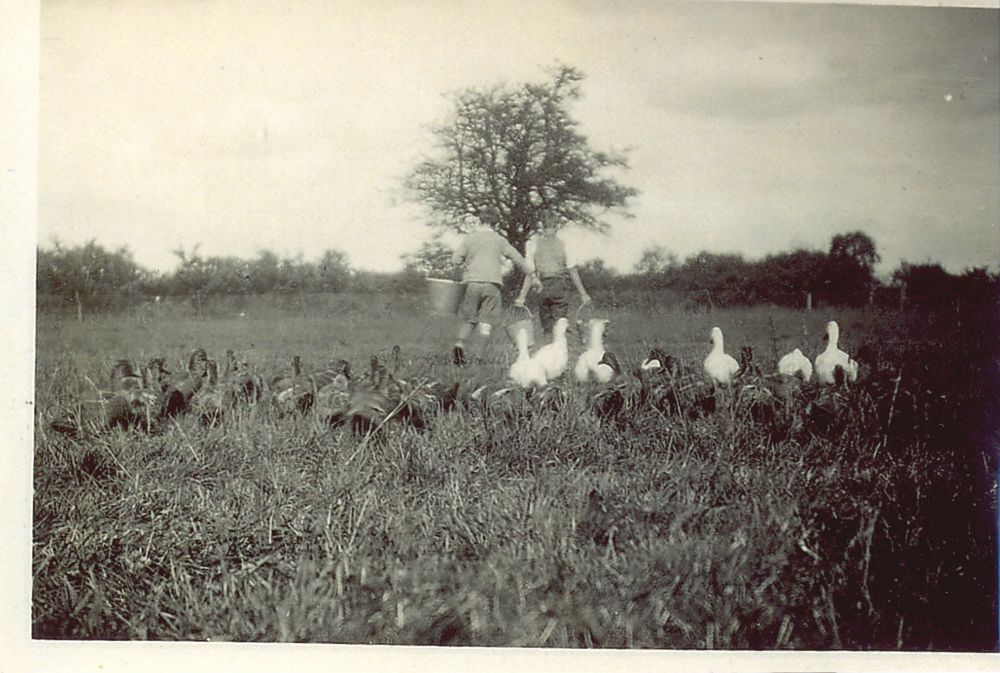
[38,0,999,276]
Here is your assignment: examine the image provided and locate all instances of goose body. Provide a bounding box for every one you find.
[191,360,228,423]
[161,349,211,417]
[738,346,763,378]
[111,360,144,392]
[277,359,353,414]
[640,347,673,372]
[269,355,302,393]
[703,326,740,386]
[815,321,858,385]
[531,317,570,381]
[777,347,813,382]
[326,370,426,437]
[142,357,171,393]
[508,326,548,388]
[574,319,619,384]
[50,360,162,436]
[223,350,263,403]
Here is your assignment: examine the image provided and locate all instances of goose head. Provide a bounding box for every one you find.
[553,317,570,338]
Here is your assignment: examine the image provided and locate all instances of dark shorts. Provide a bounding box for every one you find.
[459,281,502,325]
[538,275,572,334]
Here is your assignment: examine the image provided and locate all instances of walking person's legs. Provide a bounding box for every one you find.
[453,282,502,365]
[538,277,571,339]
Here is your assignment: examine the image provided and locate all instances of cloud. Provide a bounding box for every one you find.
[37,0,999,275]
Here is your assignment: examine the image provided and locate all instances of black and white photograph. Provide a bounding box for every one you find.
[3,0,999,669]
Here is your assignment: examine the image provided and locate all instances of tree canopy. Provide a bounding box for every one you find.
[824,231,881,306]
[407,65,637,252]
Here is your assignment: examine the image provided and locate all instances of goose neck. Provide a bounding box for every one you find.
[827,323,840,348]
[589,327,605,352]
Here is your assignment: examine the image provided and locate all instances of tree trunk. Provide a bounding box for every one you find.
[74,289,83,323]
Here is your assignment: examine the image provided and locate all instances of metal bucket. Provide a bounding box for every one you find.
[505,305,535,349]
[426,278,464,316]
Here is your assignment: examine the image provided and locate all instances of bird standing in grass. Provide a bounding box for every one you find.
[778,347,813,382]
[508,326,548,389]
[531,317,570,381]
[269,355,302,394]
[190,359,225,424]
[703,326,740,386]
[640,347,676,373]
[49,359,161,436]
[277,357,353,415]
[738,345,763,378]
[161,348,212,418]
[815,320,859,385]
[142,357,171,393]
[574,318,620,384]
[224,349,264,403]
[111,359,143,392]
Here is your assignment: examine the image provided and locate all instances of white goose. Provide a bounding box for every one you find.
[574,319,620,384]
[815,320,859,385]
[777,348,813,382]
[508,326,548,388]
[703,326,740,386]
[531,317,570,381]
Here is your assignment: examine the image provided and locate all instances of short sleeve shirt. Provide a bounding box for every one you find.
[525,234,575,277]
[452,229,531,284]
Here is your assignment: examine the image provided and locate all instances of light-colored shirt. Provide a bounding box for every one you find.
[452,229,532,285]
[525,233,576,277]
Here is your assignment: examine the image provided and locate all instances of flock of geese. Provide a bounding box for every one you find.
[46,318,867,441]
[499,317,870,434]
[509,317,858,389]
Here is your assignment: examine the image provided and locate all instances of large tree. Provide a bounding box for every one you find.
[824,231,880,306]
[407,65,637,252]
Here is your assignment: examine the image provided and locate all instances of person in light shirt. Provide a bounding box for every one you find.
[450,206,534,365]
[515,210,592,338]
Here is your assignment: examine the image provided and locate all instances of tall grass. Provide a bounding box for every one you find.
[32,298,998,649]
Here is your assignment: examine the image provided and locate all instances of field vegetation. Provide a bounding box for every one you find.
[32,292,998,649]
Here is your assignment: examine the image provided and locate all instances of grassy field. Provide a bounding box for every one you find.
[32,293,998,649]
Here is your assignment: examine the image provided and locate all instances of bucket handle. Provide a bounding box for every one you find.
[574,303,595,344]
